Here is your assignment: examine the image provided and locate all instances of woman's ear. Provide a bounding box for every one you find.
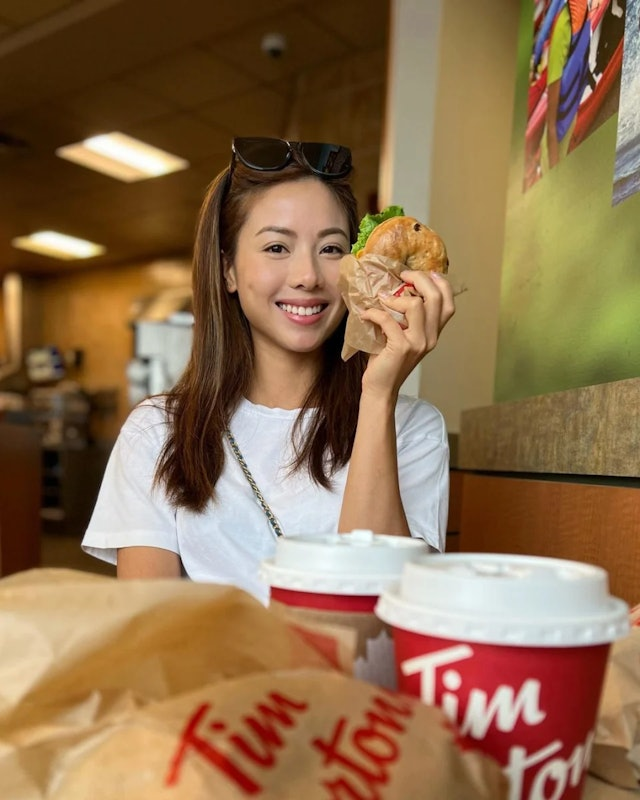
[222,253,237,293]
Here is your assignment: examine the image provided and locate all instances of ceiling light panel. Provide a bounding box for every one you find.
[56,132,189,182]
[11,231,106,260]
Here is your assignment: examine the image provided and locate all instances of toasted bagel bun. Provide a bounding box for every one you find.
[360,216,449,274]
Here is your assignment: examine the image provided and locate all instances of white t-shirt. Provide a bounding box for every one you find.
[82,395,449,604]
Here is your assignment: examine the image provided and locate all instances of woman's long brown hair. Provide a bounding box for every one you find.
[154,157,368,511]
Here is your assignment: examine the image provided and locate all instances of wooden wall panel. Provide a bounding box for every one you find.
[445,468,463,552]
[458,473,640,608]
[459,378,640,478]
[0,422,41,575]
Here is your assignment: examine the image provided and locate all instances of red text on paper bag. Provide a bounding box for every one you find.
[166,688,416,798]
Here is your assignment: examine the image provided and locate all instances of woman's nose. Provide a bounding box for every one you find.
[287,252,323,289]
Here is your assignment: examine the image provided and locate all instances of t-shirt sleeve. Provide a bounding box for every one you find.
[396,401,450,552]
[81,409,178,565]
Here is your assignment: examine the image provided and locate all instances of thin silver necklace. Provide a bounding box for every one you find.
[225,428,284,539]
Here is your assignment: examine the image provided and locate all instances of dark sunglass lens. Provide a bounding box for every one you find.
[234,137,289,170]
[301,142,351,176]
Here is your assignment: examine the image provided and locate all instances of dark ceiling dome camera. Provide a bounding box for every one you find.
[260,32,287,59]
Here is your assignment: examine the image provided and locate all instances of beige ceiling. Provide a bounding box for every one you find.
[0,0,389,277]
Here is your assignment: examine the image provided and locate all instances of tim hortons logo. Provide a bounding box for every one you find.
[165,688,415,799]
[401,644,594,800]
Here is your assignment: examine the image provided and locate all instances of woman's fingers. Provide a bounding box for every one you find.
[423,271,456,325]
[383,294,434,348]
[358,269,457,394]
[399,270,456,330]
[359,305,408,346]
[375,270,456,354]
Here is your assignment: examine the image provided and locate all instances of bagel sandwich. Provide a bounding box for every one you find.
[338,207,452,360]
[351,205,449,276]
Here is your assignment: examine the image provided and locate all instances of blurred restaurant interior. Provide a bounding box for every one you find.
[0,0,392,575]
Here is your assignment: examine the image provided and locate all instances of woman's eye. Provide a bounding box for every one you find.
[265,243,287,254]
[321,244,346,255]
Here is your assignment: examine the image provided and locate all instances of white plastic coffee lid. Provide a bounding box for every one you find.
[260,529,429,595]
[375,552,630,646]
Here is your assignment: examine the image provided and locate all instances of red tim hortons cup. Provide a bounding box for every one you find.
[260,529,429,689]
[375,553,630,800]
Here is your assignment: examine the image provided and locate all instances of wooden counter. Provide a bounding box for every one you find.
[455,472,639,607]
[455,377,640,607]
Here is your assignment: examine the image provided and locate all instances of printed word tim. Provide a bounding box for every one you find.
[401,644,546,737]
[166,691,308,793]
[401,644,593,800]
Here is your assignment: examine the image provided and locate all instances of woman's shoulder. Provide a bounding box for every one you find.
[395,394,447,443]
[119,396,170,443]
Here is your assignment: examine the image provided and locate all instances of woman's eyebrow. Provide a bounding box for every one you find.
[255,225,296,237]
[318,227,349,239]
[254,226,349,239]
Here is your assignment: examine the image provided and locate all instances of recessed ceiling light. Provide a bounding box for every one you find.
[11,231,106,260]
[56,132,189,182]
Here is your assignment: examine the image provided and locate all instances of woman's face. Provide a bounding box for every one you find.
[224,177,350,361]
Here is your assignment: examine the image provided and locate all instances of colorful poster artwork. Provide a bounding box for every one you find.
[613,0,640,204]
[524,0,626,191]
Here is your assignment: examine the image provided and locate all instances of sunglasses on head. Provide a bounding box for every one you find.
[231,137,352,178]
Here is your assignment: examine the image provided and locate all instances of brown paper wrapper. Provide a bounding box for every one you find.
[270,599,397,690]
[338,253,466,361]
[590,605,640,791]
[0,568,508,799]
[0,568,336,737]
[7,672,509,800]
[338,253,408,361]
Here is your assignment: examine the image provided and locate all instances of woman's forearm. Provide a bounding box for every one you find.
[338,390,410,537]
[117,546,182,578]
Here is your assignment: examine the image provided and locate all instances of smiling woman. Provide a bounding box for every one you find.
[223,179,349,364]
[81,137,455,603]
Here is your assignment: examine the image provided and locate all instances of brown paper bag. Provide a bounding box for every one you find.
[271,599,397,690]
[5,671,507,799]
[0,568,507,798]
[590,605,640,791]
[338,253,414,360]
[0,568,341,738]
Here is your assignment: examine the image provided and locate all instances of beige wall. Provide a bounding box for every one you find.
[378,0,519,432]
[421,1,520,434]
[0,273,30,383]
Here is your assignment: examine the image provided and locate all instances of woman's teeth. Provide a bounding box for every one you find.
[278,303,324,316]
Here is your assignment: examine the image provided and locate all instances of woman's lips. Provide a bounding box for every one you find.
[276,301,328,324]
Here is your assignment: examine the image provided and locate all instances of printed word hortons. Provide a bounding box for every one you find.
[504,731,594,800]
[166,692,309,793]
[401,644,593,800]
[312,691,415,800]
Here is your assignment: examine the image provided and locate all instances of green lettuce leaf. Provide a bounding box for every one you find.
[351,205,405,254]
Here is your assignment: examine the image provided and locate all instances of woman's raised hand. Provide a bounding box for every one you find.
[358,269,455,398]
